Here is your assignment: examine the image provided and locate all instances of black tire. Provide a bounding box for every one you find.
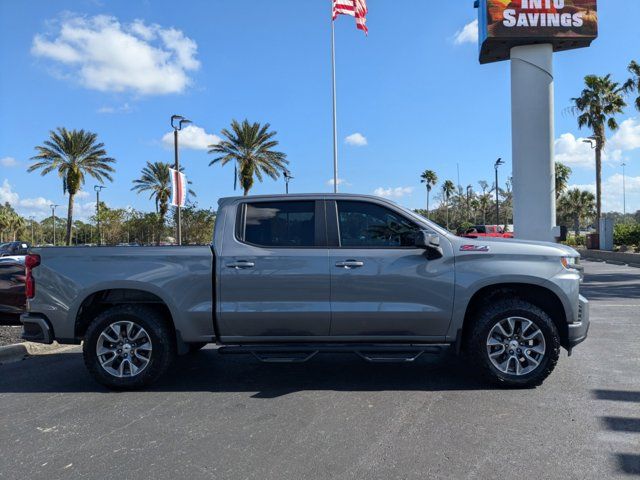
[187,342,207,353]
[465,299,560,388]
[83,305,176,390]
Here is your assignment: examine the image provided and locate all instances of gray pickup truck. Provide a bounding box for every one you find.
[21,194,589,389]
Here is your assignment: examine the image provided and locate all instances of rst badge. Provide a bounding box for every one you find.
[460,245,490,252]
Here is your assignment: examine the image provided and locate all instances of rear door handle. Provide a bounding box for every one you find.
[226,261,255,270]
[335,260,364,269]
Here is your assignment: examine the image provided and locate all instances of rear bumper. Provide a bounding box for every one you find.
[20,313,53,344]
[567,295,590,350]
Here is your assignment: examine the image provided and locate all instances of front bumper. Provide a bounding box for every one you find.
[20,313,53,344]
[567,295,590,351]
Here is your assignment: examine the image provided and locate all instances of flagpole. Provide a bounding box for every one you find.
[331,2,339,193]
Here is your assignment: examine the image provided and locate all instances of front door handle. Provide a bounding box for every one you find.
[226,261,255,270]
[335,260,364,269]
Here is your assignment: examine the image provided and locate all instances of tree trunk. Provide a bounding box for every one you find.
[595,146,602,236]
[426,189,430,219]
[445,200,449,230]
[66,193,74,246]
[574,215,580,238]
[243,188,249,196]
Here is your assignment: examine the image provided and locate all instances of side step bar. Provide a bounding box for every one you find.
[218,344,448,364]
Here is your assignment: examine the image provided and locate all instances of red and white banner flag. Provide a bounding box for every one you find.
[332,0,368,35]
[169,168,187,207]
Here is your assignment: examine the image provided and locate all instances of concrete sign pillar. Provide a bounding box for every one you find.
[477,0,598,242]
[510,44,557,242]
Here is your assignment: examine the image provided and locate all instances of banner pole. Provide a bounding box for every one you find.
[331,2,339,193]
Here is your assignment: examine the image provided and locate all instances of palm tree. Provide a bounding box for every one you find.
[420,170,438,218]
[208,119,288,196]
[131,161,195,245]
[571,75,626,234]
[478,193,491,224]
[559,188,596,237]
[0,207,9,242]
[555,162,572,200]
[8,212,26,241]
[442,180,456,230]
[29,128,115,246]
[624,60,640,112]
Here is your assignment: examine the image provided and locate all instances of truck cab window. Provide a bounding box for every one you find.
[337,201,420,247]
[244,201,315,247]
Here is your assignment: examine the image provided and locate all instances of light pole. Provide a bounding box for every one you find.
[50,204,59,246]
[283,170,294,194]
[94,185,106,245]
[494,158,505,227]
[622,162,627,217]
[171,114,192,246]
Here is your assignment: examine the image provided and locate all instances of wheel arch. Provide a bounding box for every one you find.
[459,283,569,352]
[73,285,186,353]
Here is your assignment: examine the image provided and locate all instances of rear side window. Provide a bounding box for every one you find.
[337,201,420,247]
[243,201,315,247]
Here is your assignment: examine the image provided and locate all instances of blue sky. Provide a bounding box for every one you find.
[1,0,639,220]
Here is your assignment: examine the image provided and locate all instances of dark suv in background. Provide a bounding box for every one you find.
[0,242,30,257]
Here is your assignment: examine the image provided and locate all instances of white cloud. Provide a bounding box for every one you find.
[453,19,478,45]
[0,179,99,221]
[97,102,132,114]
[162,125,221,150]
[609,117,640,152]
[0,157,19,167]
[568,173,640,213]
[554,133,596,169]
[31,15,200,95]
[374,186,414,198]
[345,133,368,147]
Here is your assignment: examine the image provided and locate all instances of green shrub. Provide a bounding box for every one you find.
[565,235,586,247]
[614,223,640,246]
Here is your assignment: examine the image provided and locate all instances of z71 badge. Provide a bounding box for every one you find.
[460,245,490,252]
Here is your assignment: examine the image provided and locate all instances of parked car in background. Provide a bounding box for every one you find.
[461,225,514,239]
[0,255,26,325]
[0,241,30,257]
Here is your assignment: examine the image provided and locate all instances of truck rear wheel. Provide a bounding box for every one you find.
[82,305,176,390]
[466,299,560,388]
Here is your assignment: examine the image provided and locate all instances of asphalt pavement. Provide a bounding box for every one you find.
[0,260,638,479]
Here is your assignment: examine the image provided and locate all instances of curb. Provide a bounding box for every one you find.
[0,342,70,365]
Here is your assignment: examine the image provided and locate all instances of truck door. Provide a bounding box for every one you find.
[218,199,331,340]
[327,199,455,338]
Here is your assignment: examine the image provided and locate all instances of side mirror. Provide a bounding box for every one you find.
[414,231,443,258]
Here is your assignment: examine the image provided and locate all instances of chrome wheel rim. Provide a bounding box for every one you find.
[96,321,152,378]
[486,317,546,376]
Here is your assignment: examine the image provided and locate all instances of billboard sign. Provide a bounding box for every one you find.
[478,0,598,64]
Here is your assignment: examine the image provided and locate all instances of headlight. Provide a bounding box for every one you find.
[561,256,580,270]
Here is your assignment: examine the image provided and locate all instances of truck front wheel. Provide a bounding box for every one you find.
[82,305,176,390]
[466,299,560,388]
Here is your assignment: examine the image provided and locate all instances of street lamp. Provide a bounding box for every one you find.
[171,114,192,246]
[94,185,106,245]
[494,158,505,226]
[50,204,59,246]
[622,162,627,217]
[283,170,294,194]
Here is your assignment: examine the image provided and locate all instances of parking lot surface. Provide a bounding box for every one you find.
[0,260,638,479]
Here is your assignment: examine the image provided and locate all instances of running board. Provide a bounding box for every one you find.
[218,344,447,364]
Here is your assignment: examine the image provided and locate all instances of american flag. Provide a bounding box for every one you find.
[332,0,368,35]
